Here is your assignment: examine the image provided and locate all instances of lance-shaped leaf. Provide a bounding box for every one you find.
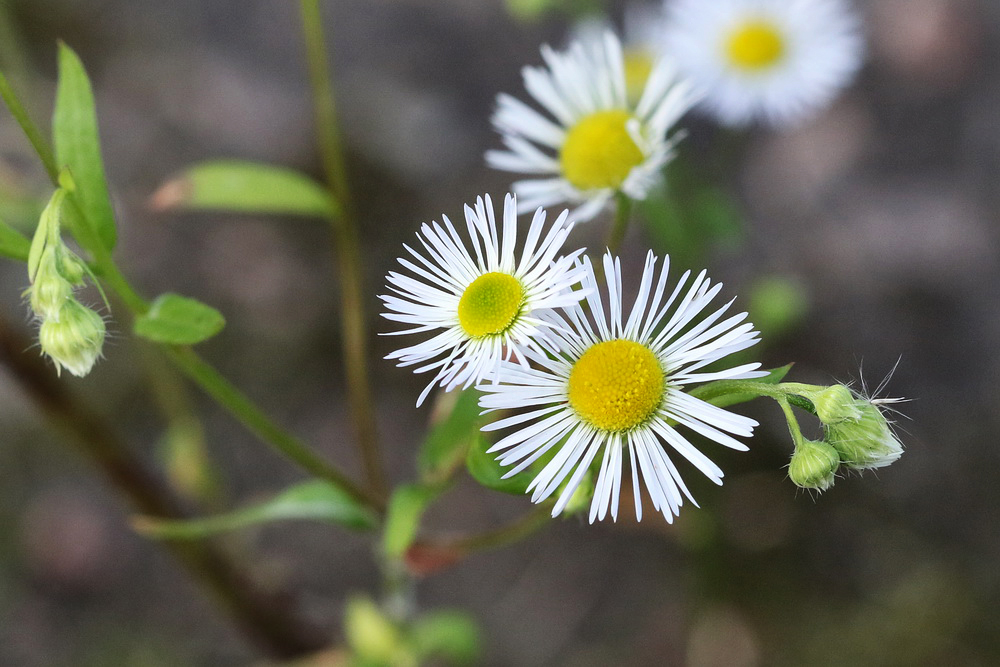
[466,434,534,496]
[53,43,117,252]
[134,293,226,345]
[133,480,377,539]
[382,483,445,559]
[0,215,31,262]
[418,389,483,483]
[150,160,337,218]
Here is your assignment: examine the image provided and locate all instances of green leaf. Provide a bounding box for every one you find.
[466,434,533,496]
[134,293,226,345]
[53,43,117,252]
[382,483,444,559]
[412,610,480,665]
[0,215,31,262]
[418,389,483,483]
[151,160,337,218]
[707,364,794,408]
[133,480,377,539]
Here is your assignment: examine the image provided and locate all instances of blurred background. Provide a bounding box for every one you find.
[0,0,997,664]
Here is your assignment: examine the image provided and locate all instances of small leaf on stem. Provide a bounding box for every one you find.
[150,160,337,219]
[134,293,226,345]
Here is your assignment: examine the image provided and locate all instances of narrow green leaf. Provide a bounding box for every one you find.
[706,364,795,408]
[134,293,226,345]
[382,483,444,559]
[412,610,480,665]
[466,434,533,496]
[53,43,116,251]
[151,160,337,218]
[418,389,483,483]
[133,480,377,539]
[0,215,31,262]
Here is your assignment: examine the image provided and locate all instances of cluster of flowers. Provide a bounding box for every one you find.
[27,189,106,377]
[383,0,898,522]
[383,193,766,523]
[491,0,864,221]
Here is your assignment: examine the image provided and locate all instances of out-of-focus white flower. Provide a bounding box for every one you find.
[664,0,864,127]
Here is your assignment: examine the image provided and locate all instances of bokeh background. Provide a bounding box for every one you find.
[0,0,997,664]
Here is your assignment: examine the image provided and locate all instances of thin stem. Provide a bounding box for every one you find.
[451,504,551,553]
[777,396,806,449]
[166,346,383,511]
[0,70,60,184]
[87,233,382,511]
[0,316,329,659]
[687,379,787,403]
[606,191,633,255]
[299,0,386,499]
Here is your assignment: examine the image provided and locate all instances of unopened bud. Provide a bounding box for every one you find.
[38,300,105,377]
[29,253,74,321]
[788,439,840,492]
[825,400,903,470]
[793,384,862,424]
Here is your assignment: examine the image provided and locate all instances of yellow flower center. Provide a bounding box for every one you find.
[725,20,787,71]
[457,272,525,338]
[623,49,654,105]
[559,110,645,191]
[567,339,665,432]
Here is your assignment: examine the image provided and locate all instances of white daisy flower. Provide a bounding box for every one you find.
[381,193,587,407]
[664,0,864,127]
[478,251,767,523]
[486,31,700,223]
[569,7,670,106]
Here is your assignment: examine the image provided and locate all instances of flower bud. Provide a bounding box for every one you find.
[38,300,105,377]
[29,254,74,321]
[55,247,87,286]
[825,400,903,470]
[794,384,862,424]
[788,439,840,491]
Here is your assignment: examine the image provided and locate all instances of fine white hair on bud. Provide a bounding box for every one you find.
[38,300,106,377]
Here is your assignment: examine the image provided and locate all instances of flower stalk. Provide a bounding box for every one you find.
[299,0,387,499]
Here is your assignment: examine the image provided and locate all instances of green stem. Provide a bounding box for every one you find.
[606,191,633,255]
[165,346,383,510]
[0,70,59,184]
[451,504,551,553]
[299,0,387,499]
[777,396,806,449]
[688,379,786,403]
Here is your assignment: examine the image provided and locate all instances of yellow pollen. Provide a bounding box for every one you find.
[567,339,665,433]
[725,20,786,71]
[457,272,525,338]
[559,110,644,191]
[623,49,654,105]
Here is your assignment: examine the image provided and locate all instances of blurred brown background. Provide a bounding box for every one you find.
[0,0,998,665]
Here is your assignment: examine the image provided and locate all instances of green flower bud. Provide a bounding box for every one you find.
[788,439,840,491]
[55,246,87,286]
[29,251,75,321]
[793,384,862,424]
[825,400,903,470]
[38,300,106,377]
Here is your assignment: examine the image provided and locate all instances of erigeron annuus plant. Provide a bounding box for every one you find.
[0,0,901,663]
